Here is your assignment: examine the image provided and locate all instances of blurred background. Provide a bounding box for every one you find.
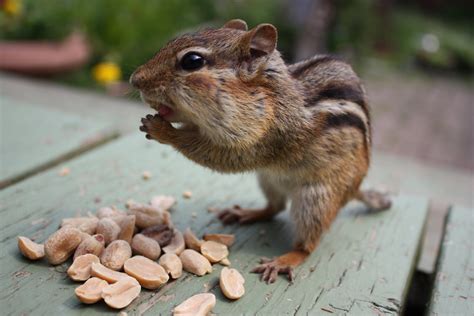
[0,0,473,172]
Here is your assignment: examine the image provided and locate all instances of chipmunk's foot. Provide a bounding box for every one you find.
[251,250,308,284]
[358,189,392,211]
[217,205,275,225]
[140,114,174,144]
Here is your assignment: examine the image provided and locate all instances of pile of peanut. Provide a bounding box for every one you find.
[17,195,245,313]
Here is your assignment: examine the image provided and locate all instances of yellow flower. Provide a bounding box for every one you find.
[92,62,122,85]
[1,0,22,16]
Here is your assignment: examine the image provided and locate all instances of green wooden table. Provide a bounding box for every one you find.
[0,97,117,188]
[0,96,471,315]
[428,206,474,315]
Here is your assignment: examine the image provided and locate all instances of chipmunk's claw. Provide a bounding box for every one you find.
[217,205,245,224]
[251,258,295,284]
[360,189,392,211]
[139,114,173,143]
[217,205,275,225]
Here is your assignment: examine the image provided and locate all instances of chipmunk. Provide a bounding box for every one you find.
[131,19,391,284]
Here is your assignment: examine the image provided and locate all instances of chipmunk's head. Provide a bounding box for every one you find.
[131,19,288,146]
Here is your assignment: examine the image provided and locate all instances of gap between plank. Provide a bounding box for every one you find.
[0,130,120,190]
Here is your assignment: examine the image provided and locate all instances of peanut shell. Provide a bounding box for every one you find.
[131,234,161,260]
[117,215,136,244]
[173,293,216,316]
[44,226,83,265]
[90,262,130,283]
[163,229,185,255]
[96,218,121,245]
[219,267,245,300]
[183,228,203,251]
[203,233,235,247]
[179,249,212,276]
[17,236,44,260]
[61,217,99,234]
[127,202,171,229]
[73,234,105,260]
[123,256,169,289]
[101,240,132,271]
[101,277,141,309]
[141,224,174,247]
[150,195,176,211]
[67,254,100,281]
[200,240,229,263]
[159,253,183,279]
[75,277,108,304]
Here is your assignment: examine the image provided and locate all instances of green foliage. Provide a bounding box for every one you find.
[328,1,473,75]
[0,0,288,87]
[392,10,474,72]
[329,0,378,64]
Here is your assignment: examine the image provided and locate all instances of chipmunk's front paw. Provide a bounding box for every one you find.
[140,114,174,144]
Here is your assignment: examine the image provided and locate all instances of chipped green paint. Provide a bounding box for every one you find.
[0,133,429,315]
[0,97,117,188]
[428,206,474,315]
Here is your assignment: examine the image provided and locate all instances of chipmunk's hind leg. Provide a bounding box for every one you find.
[252,184,340,283]
[217,173,287,225]
[355,189,392,211]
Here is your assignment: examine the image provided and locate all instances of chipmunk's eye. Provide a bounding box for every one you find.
[180,52,205,71]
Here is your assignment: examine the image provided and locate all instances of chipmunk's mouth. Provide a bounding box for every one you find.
[157,104,174,118]
[144,98,177,121]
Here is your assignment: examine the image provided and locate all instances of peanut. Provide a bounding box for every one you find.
[127,201,171,229]
[183,228,203,252]
[159,253,183,279]
[96,218,121,245]
[182,191,192,199]
[141,224,174,247]
[219,258,231,266]
[123,256,169,289]
[96,206,126,219]
[101,240,132,271]
[117,215,136,244]
[17,236,44,260]
[163,229,185,255]
[75,277,108,304]
[200,241,229,263]
[44,226,83,265]
[131,234,161,260]
[101,277,141,309]
[90,262,130,283]
[67,254,100,281]
[203,233,235,247]
[61,217,99,235]
[179,249,212,276]
[219,267,245,300]
[73,234,105,260]
[173,293,216,316]
[150,195,176,211]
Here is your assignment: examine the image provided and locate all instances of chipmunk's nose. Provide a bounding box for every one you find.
[129,66,149,90]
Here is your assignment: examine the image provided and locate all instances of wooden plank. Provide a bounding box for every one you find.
[0,133,429,315]
[0,96,118,188]
[428,206,474,315]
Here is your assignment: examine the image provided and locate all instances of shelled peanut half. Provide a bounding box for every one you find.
[17,194,244,313]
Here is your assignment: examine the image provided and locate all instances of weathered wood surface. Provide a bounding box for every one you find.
[0,97,117,188]
[428,206,474,315]
[0,133,429,315]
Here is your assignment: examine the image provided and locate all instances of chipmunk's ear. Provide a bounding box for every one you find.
[223,19,248,31]
[241,23,278,57]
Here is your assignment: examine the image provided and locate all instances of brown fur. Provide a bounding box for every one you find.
[133,20,390,283]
